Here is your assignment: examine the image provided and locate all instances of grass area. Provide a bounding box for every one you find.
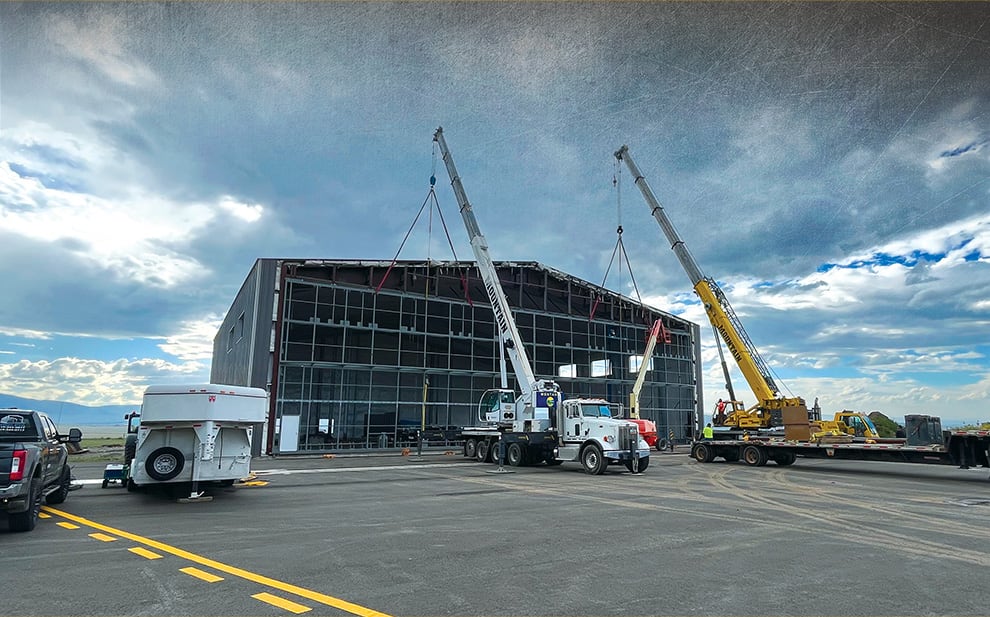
[70,437,126,463]
[80,437,125,449]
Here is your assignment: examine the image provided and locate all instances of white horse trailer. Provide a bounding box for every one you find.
[127,384,267,494]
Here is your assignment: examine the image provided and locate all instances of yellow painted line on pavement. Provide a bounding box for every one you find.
[89,532,117,542]
[253,592,312,614]
[43,506,391,617]
[56,521,79,529]
[129,547,163,560]
[181,566,224,583]
[39,512,51,519]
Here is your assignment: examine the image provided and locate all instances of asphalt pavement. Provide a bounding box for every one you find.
[4,448,989,616]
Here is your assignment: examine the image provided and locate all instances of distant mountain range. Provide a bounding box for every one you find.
[0,394,136,426]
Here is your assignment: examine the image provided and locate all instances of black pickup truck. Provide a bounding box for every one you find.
[0,409,82,532]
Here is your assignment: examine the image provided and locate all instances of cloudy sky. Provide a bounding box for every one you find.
[1,2,988,426]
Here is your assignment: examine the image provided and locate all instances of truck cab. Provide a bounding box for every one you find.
[553,398,650,474]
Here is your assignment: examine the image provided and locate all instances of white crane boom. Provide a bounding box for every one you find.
[434,127,555,407]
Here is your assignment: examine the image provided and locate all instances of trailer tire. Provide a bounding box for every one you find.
[742,444,768,467]
[146,447,185,481]
[692,443,714,463]
[464,439,477,459]
[773,451,796,466]
[580,444,607,475]
[657,438,669,452]
[506,442,525,467]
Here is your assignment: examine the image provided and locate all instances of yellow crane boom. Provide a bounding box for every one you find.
[614,145,808,430]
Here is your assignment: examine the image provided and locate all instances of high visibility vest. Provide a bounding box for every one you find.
[703,426,714,439]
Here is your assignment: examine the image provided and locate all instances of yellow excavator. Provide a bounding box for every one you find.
[615,146,809,433]
[810,411,881,441]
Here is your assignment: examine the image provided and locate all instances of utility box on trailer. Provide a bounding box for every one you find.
[127,384,267,490]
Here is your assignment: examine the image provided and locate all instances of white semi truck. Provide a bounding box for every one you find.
[434,127,650,474]
[123,384,268,495]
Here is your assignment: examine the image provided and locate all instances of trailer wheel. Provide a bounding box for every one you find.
[656,438,669,452]
[464,439,477,459]
[506,442,525,467]
[692,443,714,463]
[580,444,607,475]
[742,444,768,467]
[475,440,490,463]
[146,447,185,481]
[773,451,796,466]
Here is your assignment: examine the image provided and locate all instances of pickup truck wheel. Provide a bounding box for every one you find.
[464,439,477,459]
[506,443,525,466]
[45,465,72,505]
[580,444,607,475]
[9,479,41,532]
[146,447,185,481]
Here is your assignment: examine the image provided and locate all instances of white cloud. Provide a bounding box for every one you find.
[0,356,207,406]
[158,316,225,362]
[46,13,161,89]
[219,196,264,223]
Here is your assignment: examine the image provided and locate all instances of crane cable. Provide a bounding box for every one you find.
[590,159,644,320]
[373,141,472,305]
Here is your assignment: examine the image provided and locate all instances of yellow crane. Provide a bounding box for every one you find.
[615,146,809,431]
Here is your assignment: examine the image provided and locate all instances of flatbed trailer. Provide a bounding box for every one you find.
[691,429,990,479]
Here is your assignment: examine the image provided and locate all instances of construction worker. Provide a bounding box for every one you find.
[714,399,727,425]
[703,422,714,440]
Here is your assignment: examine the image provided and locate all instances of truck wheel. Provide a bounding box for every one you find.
[475,440,490,463]
[9,479,41,532]
[145,447,185,481]
[773,452,796,466]
[45,465,72,505]
[464,439,477,459]
[692,443,714,463]
[488,441,502,463]
[580,444,607,475]
[656,438,668,452]
[124,436,137,465]
[742,444,768,467]
[624,456,650,473]
[506,443,525,467]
